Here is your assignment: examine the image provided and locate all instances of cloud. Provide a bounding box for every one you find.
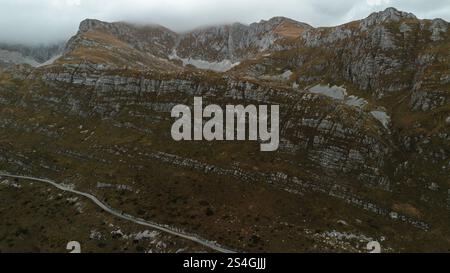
[0,0,449,45]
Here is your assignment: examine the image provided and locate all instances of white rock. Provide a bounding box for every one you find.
[370,110,391,129]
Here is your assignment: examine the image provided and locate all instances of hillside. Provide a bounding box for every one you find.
[0,7,449,252]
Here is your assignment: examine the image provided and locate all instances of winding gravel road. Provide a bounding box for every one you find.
[0,173,235,253]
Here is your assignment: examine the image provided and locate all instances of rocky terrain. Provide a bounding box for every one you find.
[0,7,449,252]
[0,176,210,253]
[0,43,65,68]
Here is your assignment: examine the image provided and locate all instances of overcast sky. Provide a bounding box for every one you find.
[0,0,449,45]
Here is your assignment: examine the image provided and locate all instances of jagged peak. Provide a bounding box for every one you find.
[360,7,417,28]
[373,7,417,20]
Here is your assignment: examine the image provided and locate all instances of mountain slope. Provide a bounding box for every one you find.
[0,7,449,252]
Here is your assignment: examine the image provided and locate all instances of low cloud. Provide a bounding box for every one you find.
[0,0,449,45]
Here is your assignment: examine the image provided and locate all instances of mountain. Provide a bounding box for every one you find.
[233,7,449,99]
[0,42,65,68]
[58,16,311,71]
[173,17,312,65]
[0,7,449,253]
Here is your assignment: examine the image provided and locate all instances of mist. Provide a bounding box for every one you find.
[0,0,449,45]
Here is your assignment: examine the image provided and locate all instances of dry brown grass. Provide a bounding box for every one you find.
[274,21,306,38]
[83,30,131,49]
[393,203,423,219]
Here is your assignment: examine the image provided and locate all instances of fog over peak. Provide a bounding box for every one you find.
[1,0,449,45]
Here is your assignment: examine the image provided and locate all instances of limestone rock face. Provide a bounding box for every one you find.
[0,43,64,68]
[176,17,312,63]
[429,19,448,41]
[37,64,393,192]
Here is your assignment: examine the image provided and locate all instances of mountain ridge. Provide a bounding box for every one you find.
[62,7,448,71]
[1,7,448,70]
